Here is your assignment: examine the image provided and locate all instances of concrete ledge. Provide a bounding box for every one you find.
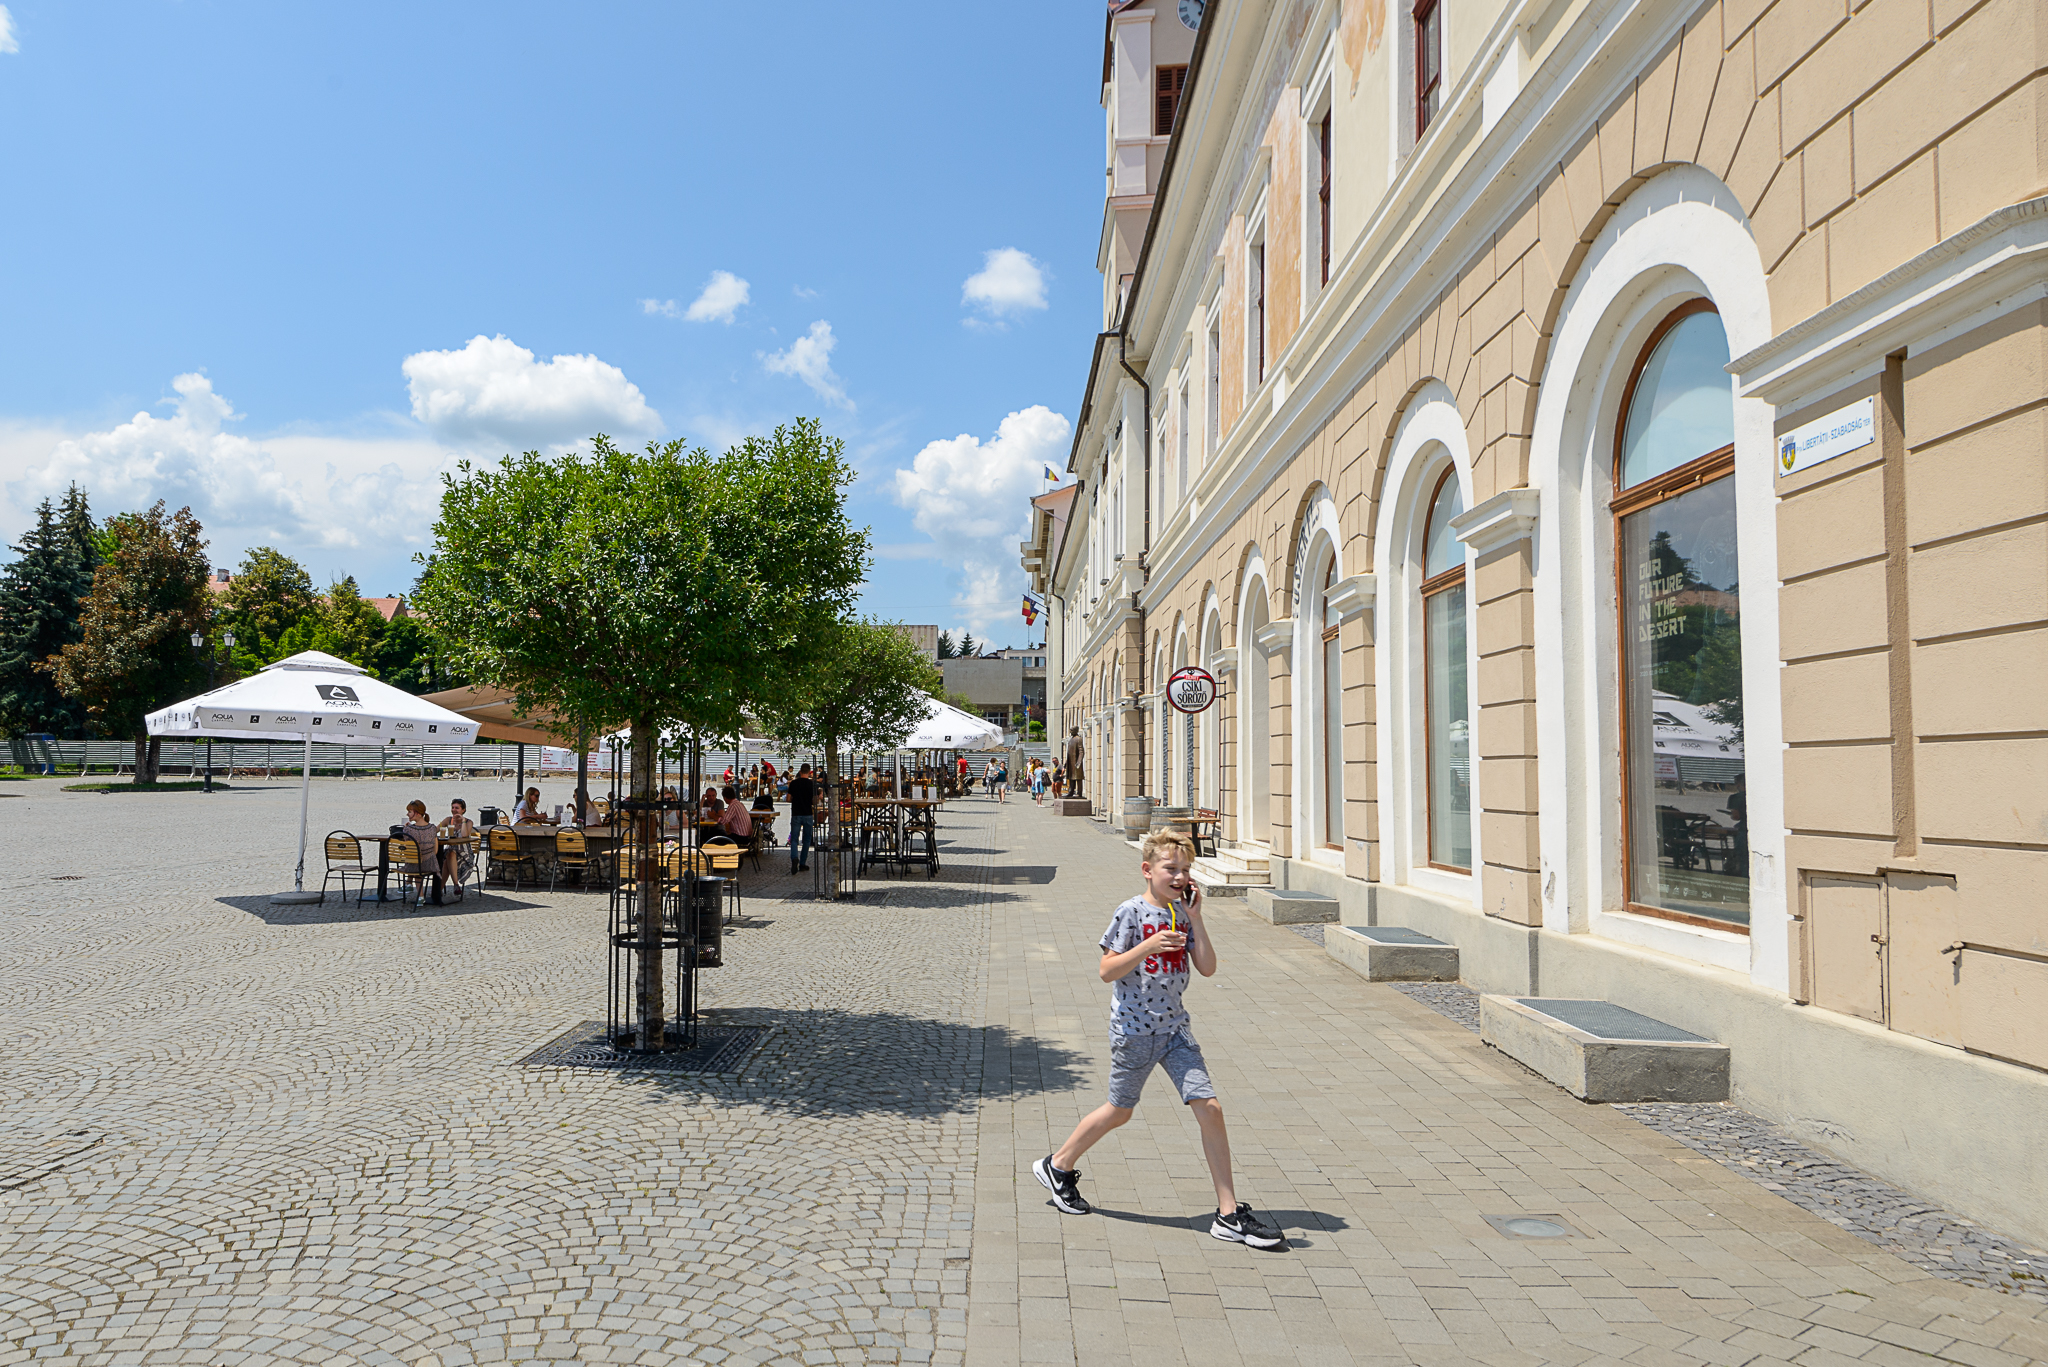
[1056,798,1092,817]
[1480,996,1730,1102]
[1326,925,1459,981]
[1247,888,1338,925]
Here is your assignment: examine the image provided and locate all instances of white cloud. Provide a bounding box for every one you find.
[1,375,452,563]
[792,284,819,300]
[641,298,682,318]
[0,7,18,54]
[962,248,1049,320]
[401,334,661,450]
[761,320,852,410]
[892,405,1070,636]
[683,270,750,323]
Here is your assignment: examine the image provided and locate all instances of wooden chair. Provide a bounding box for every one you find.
[388,835,440,908]
[1190,809,1222,859]
[320,832,373,905]
[487,827,537,891]
[552,829,592,892]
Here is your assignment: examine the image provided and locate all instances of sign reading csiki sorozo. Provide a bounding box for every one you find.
[1165,666,1218,713]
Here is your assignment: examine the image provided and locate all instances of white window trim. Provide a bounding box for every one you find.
[1527,165,1784,988]
[1301,48,1337,318]
[1372,382,1481,906]
[1289,489,1346,858]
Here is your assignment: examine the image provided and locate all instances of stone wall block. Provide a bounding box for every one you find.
[1480,755,1542,811]
[1696,28,1759,179]
[1477,645,1539,706]
[1776,461,1886,577]
[1905,409,2048,545]
[1938,76,2048,242]
[1902,303,2048,450]
[1854,0,2038,190]
[1780,0,1930,149]
[1908,522,2048,640]
[1828,152,1936,302]
[1495,191,1541,273]
[1482,811,1541,870]
[1559,124,1608,236]
[1598,86,1639,195]
[1666,18,1725,163]
[1803,116,1854,223]
[1757,0,1850,92]
[1768,226,1831,328]
[1780,560,1889,659]
[1782,650,1893,742]
[1784,743,1895,836]
[1725,85,1784,210]
[1914,630,2048,737]
[1483,863,1542,924]
[1917,738,2048,846]
[1751,158,1805,271]
[1477,699,1539,758]
[1635,38,1684,172]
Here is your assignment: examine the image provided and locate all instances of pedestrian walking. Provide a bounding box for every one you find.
[994,757,1008,803]
[1031,830,1287,1250]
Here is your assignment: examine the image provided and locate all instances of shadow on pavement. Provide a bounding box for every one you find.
[218,892,552,924]
[616,1010,1090,1119]
[1090,1204,1350,1246]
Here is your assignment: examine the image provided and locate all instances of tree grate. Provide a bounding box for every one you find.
[518,1020,766,1073]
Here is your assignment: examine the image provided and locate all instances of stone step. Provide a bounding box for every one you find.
[1191,855,1268,885]
[1209,847,1270,873]
[1189,865,1253,899]
[1248,888,1338,925]
[1326,925,1460,982]
[1479,996,1730,1103]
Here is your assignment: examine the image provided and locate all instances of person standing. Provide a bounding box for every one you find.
[786,764,818,873]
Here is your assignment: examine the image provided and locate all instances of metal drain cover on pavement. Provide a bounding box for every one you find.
[1484,1213,1579,1239]
[518,1021,766,1073]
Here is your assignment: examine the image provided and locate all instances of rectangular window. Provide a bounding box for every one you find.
[1423,576,1470,869]
[1323,625,1344,848]
[1206,314,1221,453]
[1618,472,1747,929]
[1414,0,1442,136]
[1155,65,1188,136]
[1249,239,1266,385]
[1317,112,1333,287]
[1177,383,1190,501]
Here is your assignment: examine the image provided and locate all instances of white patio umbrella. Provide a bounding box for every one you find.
[147,650,482,903]
[903,697,1004,751]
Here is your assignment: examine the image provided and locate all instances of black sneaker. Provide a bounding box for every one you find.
[1032,1155,1090,1215]
[1211,1203,1286,1249]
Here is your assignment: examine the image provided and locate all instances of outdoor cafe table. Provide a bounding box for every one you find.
[853,797,941,876]
[357,831,475,904]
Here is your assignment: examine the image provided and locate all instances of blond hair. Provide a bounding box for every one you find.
[1141,829,1197,864]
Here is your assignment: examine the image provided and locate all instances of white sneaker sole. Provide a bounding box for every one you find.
[1032,1159,1088,1215]
[1210,1221,1285,1250]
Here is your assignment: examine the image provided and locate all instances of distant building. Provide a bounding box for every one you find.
[894,624,940,662]
[993,646,1048,723]
[367,597,409,623]
[940,656,1026,730]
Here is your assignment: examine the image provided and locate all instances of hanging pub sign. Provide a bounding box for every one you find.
[1165,665,1218,713]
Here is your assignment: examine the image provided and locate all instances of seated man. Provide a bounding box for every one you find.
[719,785,753,838]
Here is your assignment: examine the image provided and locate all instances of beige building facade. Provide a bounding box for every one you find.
[1031,0,2048,1242]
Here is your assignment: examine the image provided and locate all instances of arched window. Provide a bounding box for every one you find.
[1613,302,1746,930]
[1320,557,1344,848]
[1421,470,1469,870]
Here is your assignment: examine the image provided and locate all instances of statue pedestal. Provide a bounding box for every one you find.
[1056,798,1093,817]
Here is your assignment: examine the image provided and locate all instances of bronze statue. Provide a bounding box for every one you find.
[1064,726,1086,799]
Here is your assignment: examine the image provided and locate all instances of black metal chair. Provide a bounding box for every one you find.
[320,831,373,905]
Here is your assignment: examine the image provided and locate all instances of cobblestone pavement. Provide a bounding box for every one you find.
[970,807,2048,1367]
[3,779,2046,1366]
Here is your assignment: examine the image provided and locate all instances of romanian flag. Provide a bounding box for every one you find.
[1021,594,1040,626]
[1042,463,1061,483]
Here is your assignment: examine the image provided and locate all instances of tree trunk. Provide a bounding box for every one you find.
[824,734,840,900]
[133,735,161,785]
[631,717,663,1049]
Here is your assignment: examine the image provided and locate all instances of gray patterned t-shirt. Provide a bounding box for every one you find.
[1100,896,1191,1036]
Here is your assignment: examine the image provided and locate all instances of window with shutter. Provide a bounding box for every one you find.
[1414,0,1442,135]
[1155,65,1188,136]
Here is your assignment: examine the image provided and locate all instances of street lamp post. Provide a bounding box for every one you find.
[189,630,234,791]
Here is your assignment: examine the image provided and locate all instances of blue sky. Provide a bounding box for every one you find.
[0,2,1102,645]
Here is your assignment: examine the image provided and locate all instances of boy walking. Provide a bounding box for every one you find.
[1032,831,1286,1249]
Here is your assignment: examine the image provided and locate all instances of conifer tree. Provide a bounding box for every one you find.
[0,485,100,737]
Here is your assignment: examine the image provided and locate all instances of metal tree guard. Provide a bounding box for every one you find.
[605,728,724,1052]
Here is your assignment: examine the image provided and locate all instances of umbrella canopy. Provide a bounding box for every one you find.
[418,683,578,748]
[149,651,482,746]
[147,651,480,903]
[903,698,1004,751]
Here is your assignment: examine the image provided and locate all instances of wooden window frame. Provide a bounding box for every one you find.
[1251,239,1267,385]
[1413,0,1442,137]
[1419,467,1469,874]
[1317,111,1333,287]
[1609,299,1746,935]
[1155,64,1188,137]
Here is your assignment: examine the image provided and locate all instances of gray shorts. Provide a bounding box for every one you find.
[1106,1028,1215,1109]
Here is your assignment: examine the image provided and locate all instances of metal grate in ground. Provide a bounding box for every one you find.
[518,1020,767,1073]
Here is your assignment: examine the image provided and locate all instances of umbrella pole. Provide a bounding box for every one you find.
[272,732,322,904]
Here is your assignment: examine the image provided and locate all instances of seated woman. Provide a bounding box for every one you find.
[437,798,476,898]
[510,787,553,825]
[401,799,443,905]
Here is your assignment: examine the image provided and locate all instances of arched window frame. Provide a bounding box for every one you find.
[1419,466,1470,872]
[1610,297,1743,934]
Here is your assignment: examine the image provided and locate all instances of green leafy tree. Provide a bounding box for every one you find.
[0,485,101,737]
[45,502,212,782]
[754,618,944,895]
[370,614,466,694]
[318,576,387,666]
[219,546,318,664]
[414,421,867,1044]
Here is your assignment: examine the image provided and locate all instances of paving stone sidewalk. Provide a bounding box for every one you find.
[969,804,2048,1367]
